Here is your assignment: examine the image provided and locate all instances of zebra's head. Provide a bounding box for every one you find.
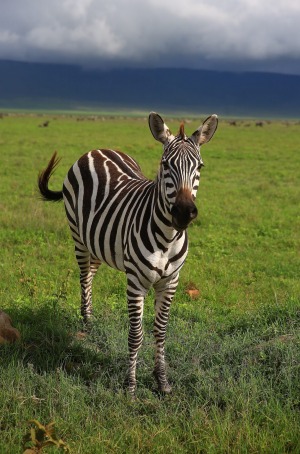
[149,112,218,231]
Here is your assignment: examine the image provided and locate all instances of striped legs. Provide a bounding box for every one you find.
[125,277,178,396]
[126,290,145,396]
[153,276,178,393]
[75,244,101,325]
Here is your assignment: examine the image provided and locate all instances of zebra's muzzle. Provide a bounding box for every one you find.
[171,188,198,231]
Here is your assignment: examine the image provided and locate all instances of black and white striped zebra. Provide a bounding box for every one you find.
[38,112,218,395]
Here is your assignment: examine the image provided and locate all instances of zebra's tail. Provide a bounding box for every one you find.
[38,151,63,202]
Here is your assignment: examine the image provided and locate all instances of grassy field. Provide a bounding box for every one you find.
[0,112,299,453]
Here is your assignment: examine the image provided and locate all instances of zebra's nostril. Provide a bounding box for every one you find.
[190,206,198,219]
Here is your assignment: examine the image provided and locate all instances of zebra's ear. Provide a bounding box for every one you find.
[148,112,174,144]
[191,114,218,146]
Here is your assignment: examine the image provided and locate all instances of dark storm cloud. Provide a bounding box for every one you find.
[1,0,300,74]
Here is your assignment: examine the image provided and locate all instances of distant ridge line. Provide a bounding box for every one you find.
[1,59,300,117]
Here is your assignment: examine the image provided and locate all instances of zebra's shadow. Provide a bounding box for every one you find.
[0,304,131,390]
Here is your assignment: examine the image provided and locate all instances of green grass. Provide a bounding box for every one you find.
[0,113,300,453]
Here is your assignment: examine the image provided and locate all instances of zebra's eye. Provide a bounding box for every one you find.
[197,163,204,171]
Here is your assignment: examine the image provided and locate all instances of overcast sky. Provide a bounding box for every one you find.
[1,0,300,74]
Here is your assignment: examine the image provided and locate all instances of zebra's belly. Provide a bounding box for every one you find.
[86,230,126,272]
[88,236,186,281]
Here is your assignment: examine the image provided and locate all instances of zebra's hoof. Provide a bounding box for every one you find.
[153,369,172,394]
[123,377,137,400]
[82,317,94,333]
[158,382,172,394]
[124,388,138,401]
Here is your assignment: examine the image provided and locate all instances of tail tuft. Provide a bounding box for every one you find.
[38,151,63,202]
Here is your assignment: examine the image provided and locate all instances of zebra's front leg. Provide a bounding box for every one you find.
[126,291,145,396]
[153,277,178,394]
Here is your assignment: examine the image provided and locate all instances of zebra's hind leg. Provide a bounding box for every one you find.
[88,255,101,315]
[153,277,179,394]
[75,244,101,327]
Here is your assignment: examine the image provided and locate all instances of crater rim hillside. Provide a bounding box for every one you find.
[1,60,300,117]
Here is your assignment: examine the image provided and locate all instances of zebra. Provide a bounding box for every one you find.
[38,112,218,395]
